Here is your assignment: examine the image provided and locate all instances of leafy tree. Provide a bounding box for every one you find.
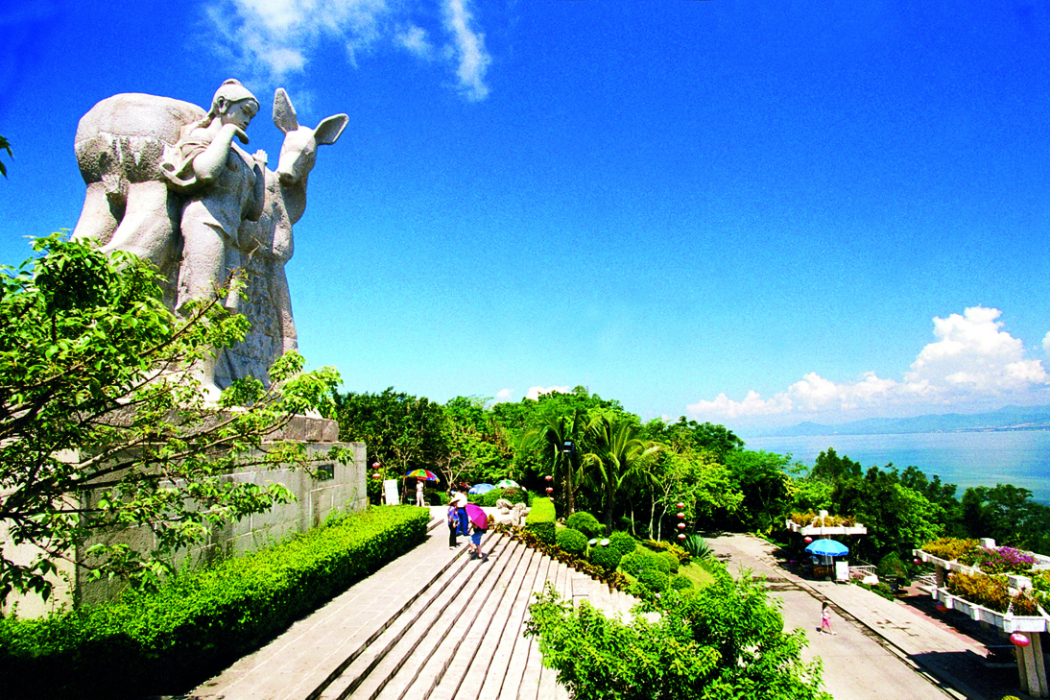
[724,450,794,532]
[436,396,510,486]
[0,234,343,601]
[531,400,591,515]
[646,449,742,538]
[333,387,444,478]
[583,411,661,534]
[810,447,862,482]
[960,484,1050,549]
[525,565,830,700]
[643,417,744,461]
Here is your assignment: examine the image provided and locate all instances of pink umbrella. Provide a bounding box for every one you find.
[464,503,488,529]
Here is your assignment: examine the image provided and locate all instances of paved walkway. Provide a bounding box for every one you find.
[184,508,635,700]
[705,533,1027,700]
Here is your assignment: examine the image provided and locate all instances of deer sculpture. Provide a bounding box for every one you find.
[219,89,348,386]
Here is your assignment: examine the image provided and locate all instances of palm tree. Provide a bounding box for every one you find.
[534,407,588,515]
[583,412,662,534]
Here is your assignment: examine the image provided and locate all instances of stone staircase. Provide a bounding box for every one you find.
[187,512,637,700]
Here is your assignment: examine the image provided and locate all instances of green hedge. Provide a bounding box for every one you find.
[525,497,556,545]
[480,487,530,507]
[0,506,428,699]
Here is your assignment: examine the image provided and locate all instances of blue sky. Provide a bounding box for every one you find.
[2,1,1049,433]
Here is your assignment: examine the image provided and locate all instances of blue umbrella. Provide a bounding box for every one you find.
[805,539,849,557]
[468,483,495,495]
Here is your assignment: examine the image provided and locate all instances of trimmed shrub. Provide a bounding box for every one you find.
[0,506,428,699]
[670,574,693,591]
[659,551,679,574]
[556,528,589,557]
[589,544,623,572]
[565,511,603,539]
[637,568,669,593]
[643,539,691,565]
[877,552,908,580]
[620,549,669,578]
[608,531,637,558]
[525,498,557,545]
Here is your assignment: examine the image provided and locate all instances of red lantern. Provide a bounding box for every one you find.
[913,558,921,565]
[935,602,947,613]
[676,502,685,509]
[677,533,686,540]
[545,487,554,494]
[804,536,813,544]
[677,522,686,530]
[371,472,381,479]
[676,512,685,519]
[1011,633,1031,647]
[545,475,553,482]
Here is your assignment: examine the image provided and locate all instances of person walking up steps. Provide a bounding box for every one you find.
[469,518,488,561]
[821,602,836,635]
[451,486,469,538]
[447,502,458,548]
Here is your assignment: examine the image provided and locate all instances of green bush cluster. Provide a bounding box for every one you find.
[608,531,637,558]
[642,539,691,565]
[670,574,693,591]
[556,528,589,556]
[565,511,604,539]
[0,506,428,699]
[525,498,557,545]
[495,524,629,589]
[637,568,669,593]
[621,548,671,578]
[589,544,623,571]
[659,551,679,574]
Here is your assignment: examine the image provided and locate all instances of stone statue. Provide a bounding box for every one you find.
[72,93,206,306]
[217,89,347,386]
[71,81,347,393]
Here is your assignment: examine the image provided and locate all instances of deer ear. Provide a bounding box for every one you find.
[314,114,348,146]
[273,88,299,134]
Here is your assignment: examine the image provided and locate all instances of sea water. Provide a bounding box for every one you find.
[745,431,1050,503]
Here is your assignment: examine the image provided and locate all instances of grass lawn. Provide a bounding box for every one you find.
[678,560,717,587]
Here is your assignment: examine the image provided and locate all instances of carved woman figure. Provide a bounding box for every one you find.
[161,78,266,316]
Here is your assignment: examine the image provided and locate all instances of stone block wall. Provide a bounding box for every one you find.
[1,416,366,616]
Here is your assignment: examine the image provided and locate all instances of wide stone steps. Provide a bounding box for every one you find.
[189,516,636,700]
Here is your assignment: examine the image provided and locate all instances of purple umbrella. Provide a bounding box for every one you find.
[464,503,488,529]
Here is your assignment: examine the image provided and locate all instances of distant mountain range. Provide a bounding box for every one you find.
[746,404,1050,438]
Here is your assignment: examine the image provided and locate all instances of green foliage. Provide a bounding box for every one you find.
[0,506,428,698]
[877,552,908,580]
[480,486,528,507]
[583,412,662,533]
[670,574,693,591]
[566,511,604,539]
[333,388,445,478]
[525,567,830,700]
[0,233,345,601]
[525,497,557,544]
[637,568,669,593]
[557,528,589,556]
[659,550,680,574]
[589,544,623,571]
[643,539,692,565]
[682,534,713,561]
[725,450,795,532]
[608,531,638,557]
[621,548,670,578]
[494,524,629,589]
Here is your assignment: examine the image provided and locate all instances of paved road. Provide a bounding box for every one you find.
[704,534,981,700]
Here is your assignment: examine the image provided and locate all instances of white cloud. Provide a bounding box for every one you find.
[1043,331,1050,355]
[441,0,490,101]
[526,385,571,401]
[202,0,492,99]
[687,306,1050,423]
[494,388,514,403]
[396,24,433,59]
